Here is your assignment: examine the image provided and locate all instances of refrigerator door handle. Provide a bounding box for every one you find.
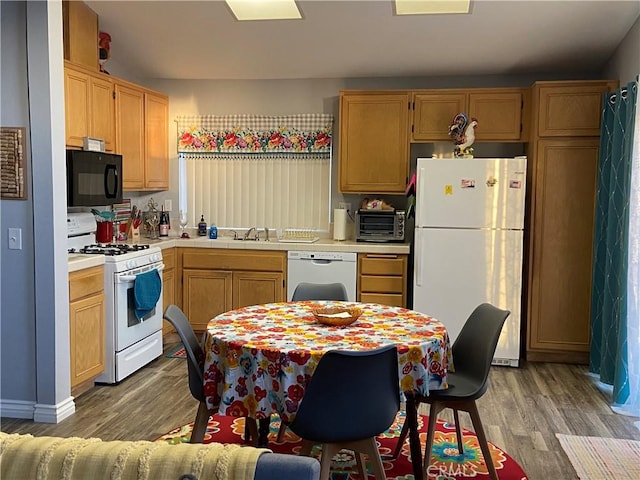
[415,228,423,287]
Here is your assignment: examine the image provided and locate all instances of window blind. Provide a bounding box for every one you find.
[176,114,334,232]
[182,153,330,231]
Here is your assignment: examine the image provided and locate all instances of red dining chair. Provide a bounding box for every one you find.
[391,303,510,480]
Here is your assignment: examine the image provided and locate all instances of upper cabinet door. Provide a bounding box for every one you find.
[339,92,410,194]
[115,83,145,190]
[144,92,169,190]
[412,92,466,141]
[64,68,90,149]
[468,91,523,141]
[537,82,617,137]
[89,77,115,152]
[62,0,99,71]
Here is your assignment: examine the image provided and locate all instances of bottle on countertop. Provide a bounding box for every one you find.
[159,207,170,237]
[208,224,218,239]
[198,215,207,236]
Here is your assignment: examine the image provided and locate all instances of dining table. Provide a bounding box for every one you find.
[202,300,453,479]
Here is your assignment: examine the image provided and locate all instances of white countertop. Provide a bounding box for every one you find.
[137,234,410,254]
[68,234,410,272]
[68,253,106,273]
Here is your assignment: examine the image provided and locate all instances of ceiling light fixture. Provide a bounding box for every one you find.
[226,0,302,21]
[395,0,471,15]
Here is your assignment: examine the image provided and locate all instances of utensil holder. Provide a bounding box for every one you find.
[96,221,113,243]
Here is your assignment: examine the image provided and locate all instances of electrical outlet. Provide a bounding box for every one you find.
[163,199,172,211]
[338,202,352,213]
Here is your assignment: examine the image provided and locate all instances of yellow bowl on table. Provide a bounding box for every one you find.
[312,306,362,327]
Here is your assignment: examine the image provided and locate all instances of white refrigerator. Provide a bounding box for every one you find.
[413,156,527,367]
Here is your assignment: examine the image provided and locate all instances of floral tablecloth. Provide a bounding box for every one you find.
[203,301,452,422]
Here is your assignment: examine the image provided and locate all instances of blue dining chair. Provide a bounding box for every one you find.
[286,345,400,480]
[391,303,510,480]
[163,304,261,445]
[292,282,349,301]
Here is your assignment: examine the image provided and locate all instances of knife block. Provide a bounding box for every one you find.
[127,221,140,241]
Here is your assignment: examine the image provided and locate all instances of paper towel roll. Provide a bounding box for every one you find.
[333,208,348,241]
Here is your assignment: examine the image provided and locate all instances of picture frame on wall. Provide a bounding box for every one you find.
[1,126,27,200]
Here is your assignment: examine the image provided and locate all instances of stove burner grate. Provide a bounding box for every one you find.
[70,243,151,256]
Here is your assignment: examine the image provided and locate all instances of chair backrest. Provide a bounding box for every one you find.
[288,345,400,443]
[163,304,205,401]
[451,303,510,397]
[291,282,349,301]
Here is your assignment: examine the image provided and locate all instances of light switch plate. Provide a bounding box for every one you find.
[8,228,22,250]
[163,199,172,212]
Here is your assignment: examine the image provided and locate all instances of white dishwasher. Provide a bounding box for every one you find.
[287,251,357,301]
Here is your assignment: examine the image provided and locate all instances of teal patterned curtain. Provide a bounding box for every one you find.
[590,78,639,416]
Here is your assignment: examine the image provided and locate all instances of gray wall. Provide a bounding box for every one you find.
[1,0,37,407]
[605,14,640,85]
[1,0,72,422]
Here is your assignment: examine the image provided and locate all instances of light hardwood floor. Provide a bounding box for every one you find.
[2,335,639,479]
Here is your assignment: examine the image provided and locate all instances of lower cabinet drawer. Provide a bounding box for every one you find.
[359,255,406,276]
[360,275,404,294]
[360,292,404,307]
[69,266,104,302]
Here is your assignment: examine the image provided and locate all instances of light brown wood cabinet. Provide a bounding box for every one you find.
[180,249,286,331]
[115,80,169,191]
[64,63,115,152]
[68,265,105,396]
[161,248,176,335]
[536,82,617,137]
[526,80,617,364]
[62,0,98,71]
[411,88,527,142]
[63,63,169,191]
[358,253,408,307]
[339,91,411,194]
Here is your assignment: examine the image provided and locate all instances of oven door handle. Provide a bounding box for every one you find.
[117,264,165,283]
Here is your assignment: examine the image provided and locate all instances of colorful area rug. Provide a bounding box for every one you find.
[165,345,186,359]
[556,433,640,480]
[158,411,528,479]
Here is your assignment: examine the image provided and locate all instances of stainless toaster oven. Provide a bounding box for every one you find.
[356,209,406,242]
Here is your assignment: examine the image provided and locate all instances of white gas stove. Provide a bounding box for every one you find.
[67,212,164,384]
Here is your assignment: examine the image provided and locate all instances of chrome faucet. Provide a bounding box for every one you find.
[256,227,270,242]
[243,227,257,241]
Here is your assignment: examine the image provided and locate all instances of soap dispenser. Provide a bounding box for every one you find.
[198,215,207,236]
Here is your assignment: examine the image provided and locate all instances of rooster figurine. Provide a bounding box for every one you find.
[448,113,478,157]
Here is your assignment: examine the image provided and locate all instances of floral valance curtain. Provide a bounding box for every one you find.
[176,114,333,154]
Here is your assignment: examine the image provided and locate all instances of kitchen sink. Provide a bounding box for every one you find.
[230,228,269,241]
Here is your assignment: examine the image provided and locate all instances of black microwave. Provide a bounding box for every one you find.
[66,150,123,206]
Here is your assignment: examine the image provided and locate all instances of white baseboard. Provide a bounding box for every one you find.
[33,396,75,423]
[0,399,36,419]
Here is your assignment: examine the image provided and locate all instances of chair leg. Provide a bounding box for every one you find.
[319,444,342,480]
[423,402,445,474]
[467,401,498,480]
[244,417,260,447]
[190,401,211,444]
[354,451,368,479]
[391,414,410,459]
[300,439,315,456]
[258,417,270,447]
[276,421,288,443]
[452,408,464,455]
[357,437,386,480]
